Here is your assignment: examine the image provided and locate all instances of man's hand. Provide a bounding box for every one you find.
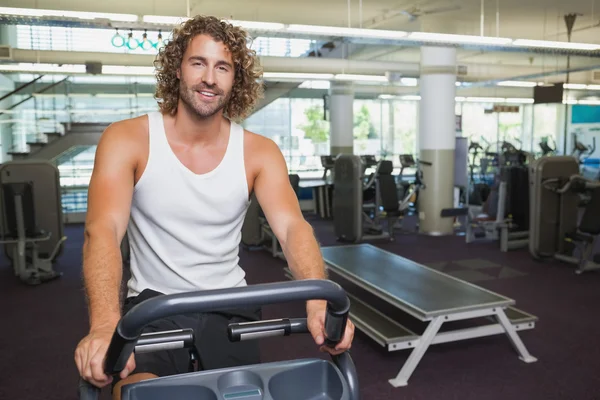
[306,300,355,355]
[74,324,136,388]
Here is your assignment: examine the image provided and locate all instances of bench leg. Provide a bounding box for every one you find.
[495,309,537,363]
[388,316,444,387]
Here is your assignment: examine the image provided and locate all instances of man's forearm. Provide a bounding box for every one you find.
[281,220,327,280]
[82,229,124,331]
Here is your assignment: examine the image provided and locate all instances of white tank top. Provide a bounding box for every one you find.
[126,111,250,297]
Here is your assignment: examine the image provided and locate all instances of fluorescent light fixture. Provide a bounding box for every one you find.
[95,93,136,98]
[335,74,388,83]
[0,63,85,74]
[143,15,190,24]
[0,7,137,22]
[465,97,505,103]
[513,39,600,51]
[564,83,588,90]
[102,65,155,75]
[587,85,600,90]
[578,99,600,105]
[287,24,407,40]
[377,95,532,104]
[456,82,462,87]
[409,32,512,45]
[298,80,331,89]
[564,99,578,104]
[497,81,538,87]
[263,72,333,80]
[400,77,418,86]
[505,98,534,104]
[229,20,285,31]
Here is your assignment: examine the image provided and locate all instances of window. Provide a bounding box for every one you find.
[16,25,317,57]
[353,100,383,156]
[532,104,558,154]
[461,103,499,150]
[392,101,418,161]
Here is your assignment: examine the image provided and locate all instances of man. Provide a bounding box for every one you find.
[74,14,355,399]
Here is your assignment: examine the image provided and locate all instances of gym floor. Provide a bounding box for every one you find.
[2,213,599,400]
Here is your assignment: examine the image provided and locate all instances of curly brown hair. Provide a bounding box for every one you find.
[154,15,264,122]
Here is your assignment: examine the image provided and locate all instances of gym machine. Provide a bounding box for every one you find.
[0,161,67,285]
[396,155,421,212]
[333,155,400,242]
[530,156,600,274]
[241,174,300,259]
[539,137,556,157]
[79,279,359,400]
[321,155,336,181]
[571,134,595,163]
[466,152,530,252]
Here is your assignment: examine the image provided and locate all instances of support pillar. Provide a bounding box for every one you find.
[329,81,354,155]
[418,47,457,235]
[386,99,395,156]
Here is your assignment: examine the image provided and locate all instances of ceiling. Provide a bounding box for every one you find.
[2,0,600,94]
[4,0,600,40]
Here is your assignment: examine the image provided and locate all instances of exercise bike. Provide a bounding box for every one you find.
[79,280,359,400]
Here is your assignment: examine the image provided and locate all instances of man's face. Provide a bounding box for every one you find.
[177,34,235,118]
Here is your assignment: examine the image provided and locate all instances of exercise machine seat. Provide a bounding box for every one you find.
[377,161,401,216]
[578,188,600,236]
[565,232,595,244]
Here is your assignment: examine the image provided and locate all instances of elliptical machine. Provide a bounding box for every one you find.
[539,136,556,157]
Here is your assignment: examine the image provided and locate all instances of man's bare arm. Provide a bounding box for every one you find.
[83,122,138,330]
[252,139,325,280]
[252,137,355,354]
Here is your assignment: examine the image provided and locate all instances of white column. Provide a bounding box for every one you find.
[329,81,354,155]
[418,46,457,235]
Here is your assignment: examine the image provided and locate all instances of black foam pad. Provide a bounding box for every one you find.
[377,160,394,175]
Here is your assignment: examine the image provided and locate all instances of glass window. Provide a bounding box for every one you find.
[290,98,329,173]
[461,102,499,150]
[532,103,558,154]
[393,101,418,160]
[353,100,383,156]
[16,25,317,57]
[498,109,524,149]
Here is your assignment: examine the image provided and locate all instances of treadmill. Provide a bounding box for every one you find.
[79,280,359,400]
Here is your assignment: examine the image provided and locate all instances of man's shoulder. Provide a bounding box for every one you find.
[106,114,149,136]
[101,114,149,145]
[243,129,279,156]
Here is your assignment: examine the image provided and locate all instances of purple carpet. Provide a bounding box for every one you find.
[1,216,599,400]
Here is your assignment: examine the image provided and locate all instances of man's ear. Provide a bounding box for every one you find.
[176,68,181,80]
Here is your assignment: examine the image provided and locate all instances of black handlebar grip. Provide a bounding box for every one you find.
[324,304,348,347]
[78,377,100,400]
[104,329,136,375]
[228,319,292,342]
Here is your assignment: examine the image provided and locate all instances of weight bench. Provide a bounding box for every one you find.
[284,244,537,387]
